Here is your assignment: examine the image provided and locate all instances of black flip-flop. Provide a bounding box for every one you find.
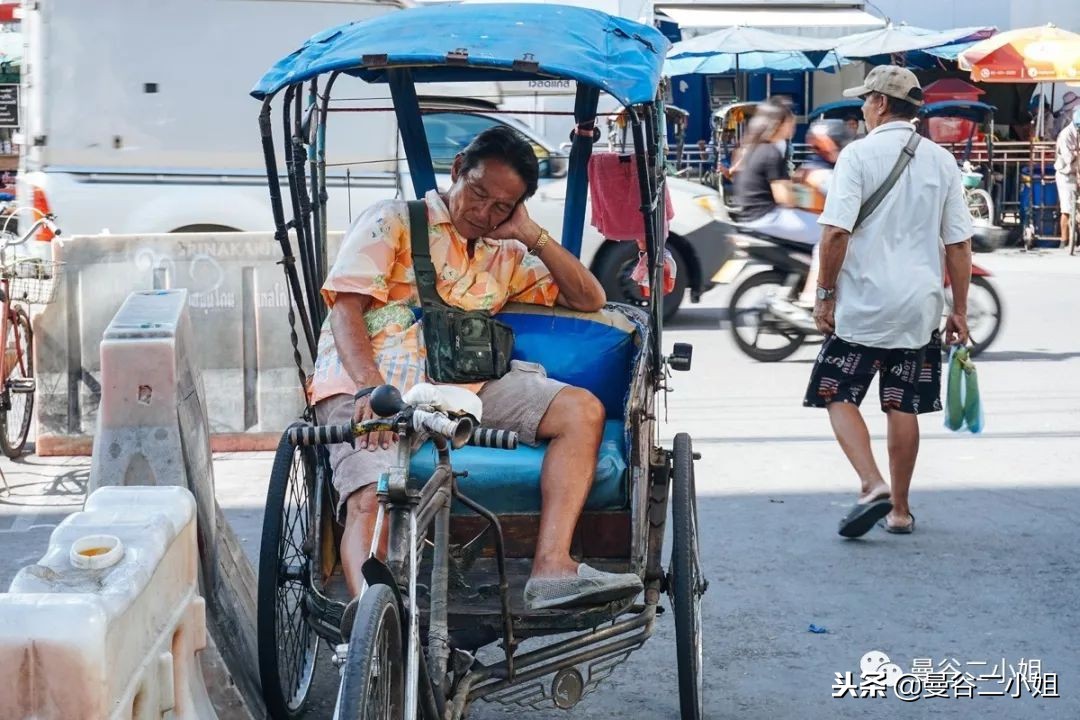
[838,499,893,538]
[878,513,915,534]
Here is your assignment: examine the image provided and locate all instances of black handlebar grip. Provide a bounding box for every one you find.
[288,422,355,446]
[468,427,519,450]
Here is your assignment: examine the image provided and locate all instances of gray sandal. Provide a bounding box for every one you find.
[524,563,643,610]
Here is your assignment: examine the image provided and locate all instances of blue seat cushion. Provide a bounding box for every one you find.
[409,419,628,514]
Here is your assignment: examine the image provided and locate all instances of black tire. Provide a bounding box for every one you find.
[338,584,406,720]
[670,433,704,720]
[0,304,34,458]
[593,240,689,321]
[728,270,806,362]
[945,276,1002,358]
[258,424,320,720]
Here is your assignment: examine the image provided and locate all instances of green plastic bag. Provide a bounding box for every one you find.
[944,346,983,433]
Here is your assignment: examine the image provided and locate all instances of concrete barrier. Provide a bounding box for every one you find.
[34,230,344,455]
[0,485,217,720]
[87,288,264,719]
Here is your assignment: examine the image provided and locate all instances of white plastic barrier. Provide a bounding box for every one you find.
[0,486,218,720]
[87,289,262,718]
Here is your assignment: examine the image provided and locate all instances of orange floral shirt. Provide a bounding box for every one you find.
[310,190,559,403]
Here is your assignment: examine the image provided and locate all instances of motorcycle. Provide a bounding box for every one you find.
[724,229,1003,362]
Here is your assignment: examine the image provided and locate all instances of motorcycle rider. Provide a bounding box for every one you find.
[765,119,855,326]
[731,100,820,246]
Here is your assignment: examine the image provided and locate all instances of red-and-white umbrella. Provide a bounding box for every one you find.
[959,24,1080,83]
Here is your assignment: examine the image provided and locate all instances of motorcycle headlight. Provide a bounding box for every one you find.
[693,193,726,222]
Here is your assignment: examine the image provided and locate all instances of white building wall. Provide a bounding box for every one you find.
[869,0,1080,32]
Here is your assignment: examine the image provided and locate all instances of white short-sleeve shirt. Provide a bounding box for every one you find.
[818,121,973,349]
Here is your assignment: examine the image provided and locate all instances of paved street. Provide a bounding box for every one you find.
[2,248,1078,719]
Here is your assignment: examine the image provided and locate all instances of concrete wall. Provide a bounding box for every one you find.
[35,231,343,455]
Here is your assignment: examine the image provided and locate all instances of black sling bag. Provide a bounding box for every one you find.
[407,200,515,383]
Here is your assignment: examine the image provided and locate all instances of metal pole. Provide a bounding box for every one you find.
[429,502,451,697]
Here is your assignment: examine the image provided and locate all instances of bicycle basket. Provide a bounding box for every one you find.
[2,258,63,305]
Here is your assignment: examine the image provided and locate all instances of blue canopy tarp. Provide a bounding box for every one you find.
[918,100,997,121]
[808,99,863,121]
[251,3,669,106]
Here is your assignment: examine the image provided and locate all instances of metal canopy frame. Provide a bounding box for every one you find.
[257,62,671,392]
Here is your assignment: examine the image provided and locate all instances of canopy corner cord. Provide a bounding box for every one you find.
[283,272,310,395]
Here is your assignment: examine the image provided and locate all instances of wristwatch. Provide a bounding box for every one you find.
[530,229,551,256]
[816,286,836,301]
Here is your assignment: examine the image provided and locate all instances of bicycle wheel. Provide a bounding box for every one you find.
[258,424,320,720]
[965,189,993,223]
[0,304,34,458]
[729,271,807,362]
[670,433,705,720]
[337,583,405,720]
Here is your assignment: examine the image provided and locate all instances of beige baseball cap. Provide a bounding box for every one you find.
[843,65,925,106]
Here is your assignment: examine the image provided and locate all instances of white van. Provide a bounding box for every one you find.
[19,0,732,317]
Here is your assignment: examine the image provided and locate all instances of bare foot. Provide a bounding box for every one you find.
[529,557,581,580]
[857,482,891,505]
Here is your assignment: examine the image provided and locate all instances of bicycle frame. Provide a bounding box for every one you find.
[0,216,54,392]
[361,416,515,720]
[350,408,663,720]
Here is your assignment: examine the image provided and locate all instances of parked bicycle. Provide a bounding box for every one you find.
[0,209,61,457]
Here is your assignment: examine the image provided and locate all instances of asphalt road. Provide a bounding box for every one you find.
[2,248,1078,719]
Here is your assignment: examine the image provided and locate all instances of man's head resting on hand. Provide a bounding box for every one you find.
[446,125,540,240]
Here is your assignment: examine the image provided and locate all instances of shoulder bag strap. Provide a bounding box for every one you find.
[852,130,922,232]
[407,199,446,309]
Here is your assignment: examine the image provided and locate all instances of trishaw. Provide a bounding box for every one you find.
[607,104,690,165]
[916,100,1011,252]
[250,4,704,719]
[916,100,999,224]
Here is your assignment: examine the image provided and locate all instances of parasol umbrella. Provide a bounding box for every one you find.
[961,24,1080,138]
[665,50,840,77]
[959,24,1080,83]
[667,25,838,76]
[834,22,995,60]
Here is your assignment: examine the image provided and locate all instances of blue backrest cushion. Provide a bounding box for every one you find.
[494,307,636,419]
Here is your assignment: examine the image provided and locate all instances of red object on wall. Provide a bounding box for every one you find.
[0,3,18,23]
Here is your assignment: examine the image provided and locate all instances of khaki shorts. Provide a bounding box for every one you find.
[1057,175,1076,214]
[315,360,567,520]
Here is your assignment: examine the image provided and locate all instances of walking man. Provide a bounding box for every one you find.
[1054,108,1080,253]
[803,66,974,537]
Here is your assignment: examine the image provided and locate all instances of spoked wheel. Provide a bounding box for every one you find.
[670,433,705,720]
[594,240,688,321]
[965,188,993,223]
[729,270,806,362]
[0,304,34,458]
[258,423,320,719]
[337,583,406,720]
[945,276,1002,358]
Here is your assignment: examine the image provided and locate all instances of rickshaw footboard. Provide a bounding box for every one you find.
[465,602,656,707]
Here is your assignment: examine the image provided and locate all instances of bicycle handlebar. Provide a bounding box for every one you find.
[0,208,61,248]
[288,422,355,447]
[288,417,519,450]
